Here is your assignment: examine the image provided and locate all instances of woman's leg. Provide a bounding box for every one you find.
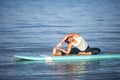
[78,52,92,55]
[86,48,101,55]
[83,48,101,55]
[90,48,101,55]
[70,47,92,55]
[53,47,62,56]
[69,48,80,54]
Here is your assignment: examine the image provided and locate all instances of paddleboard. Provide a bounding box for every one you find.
[14,54,120,62]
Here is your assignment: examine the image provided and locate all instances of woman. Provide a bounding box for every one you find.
[53,33,101,56]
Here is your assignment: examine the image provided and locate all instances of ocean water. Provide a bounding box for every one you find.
[0,0,120,80]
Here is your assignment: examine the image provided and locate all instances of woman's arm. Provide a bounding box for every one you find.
[60,33,76,44]
[56,33,76,48]
[57,43,73,55]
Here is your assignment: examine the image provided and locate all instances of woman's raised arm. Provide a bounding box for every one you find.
[56,33,75,48]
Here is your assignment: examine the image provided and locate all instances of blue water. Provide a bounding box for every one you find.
[0,0,120,80]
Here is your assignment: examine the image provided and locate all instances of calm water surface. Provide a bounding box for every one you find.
[0,0,120,80]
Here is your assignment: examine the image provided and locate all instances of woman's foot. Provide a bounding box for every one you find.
[78,52,92,55]
[53,47,62,56]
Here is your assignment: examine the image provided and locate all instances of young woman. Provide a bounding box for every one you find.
[53,33,101,56]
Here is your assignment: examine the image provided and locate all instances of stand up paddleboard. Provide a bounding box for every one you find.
[14,54,120,62]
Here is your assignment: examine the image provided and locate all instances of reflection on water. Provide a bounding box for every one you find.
[0,59,119,80]
[53,61,100,75]
[14,60,100,77]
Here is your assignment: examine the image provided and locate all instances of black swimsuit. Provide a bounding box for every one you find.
[61,46,101,55]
